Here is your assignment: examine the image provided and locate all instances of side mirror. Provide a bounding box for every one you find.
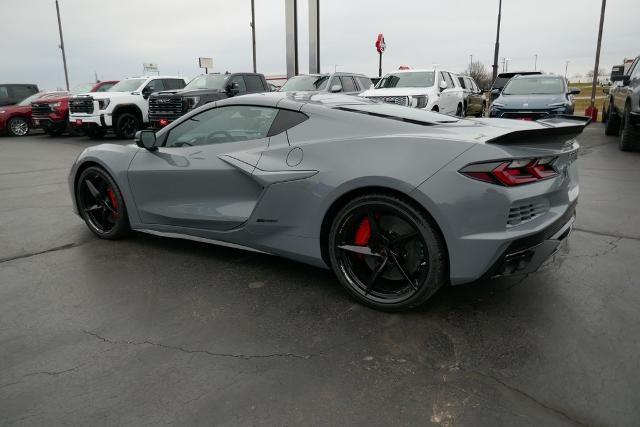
[491,88,501,95]
[568,87,581,95]
[439,80,448,91]
[135,130,157,151]
[226,82,240,96]
[142,86,153,99]
[330,84,342,93]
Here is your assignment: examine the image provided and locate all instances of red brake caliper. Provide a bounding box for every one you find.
[106,188,118,218]
[354,218,371,246]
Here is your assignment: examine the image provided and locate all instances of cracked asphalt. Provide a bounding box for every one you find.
[1,124,639,426]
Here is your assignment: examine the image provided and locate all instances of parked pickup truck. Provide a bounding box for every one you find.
[32,81,117,136]
[69,76,187,139]
[604,55,640,150]
[148,73,268,128]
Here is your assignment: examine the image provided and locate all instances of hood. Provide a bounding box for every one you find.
[360,87,435,97]
[0,104,30,113]
[494,93,568,109]
[33,95,71,104]
[152,88,226,98]
[75,91,130,100]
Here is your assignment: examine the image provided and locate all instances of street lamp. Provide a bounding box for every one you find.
[55,0,70,90]
[491,0,503,83]
[564,60,570,79]
[534,54,538,71]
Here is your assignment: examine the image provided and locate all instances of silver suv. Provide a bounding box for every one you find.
[279,72,372,95]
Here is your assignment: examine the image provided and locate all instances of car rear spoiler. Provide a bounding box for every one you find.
[487,115,591,144]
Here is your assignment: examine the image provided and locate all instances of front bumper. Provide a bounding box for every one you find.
[69,113,111,128]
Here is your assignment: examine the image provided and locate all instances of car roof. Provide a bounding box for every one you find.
[511,74,562,80]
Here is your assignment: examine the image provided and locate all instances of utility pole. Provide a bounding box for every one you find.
[565,60,570,79]
[491,0,502,84]
[500,57,506,72]
[505,58,510,72]
[250,0,256,73]
[469,54,473,71]
[55,0,69,90]
[589,0,606,111]
[534,54,538,71]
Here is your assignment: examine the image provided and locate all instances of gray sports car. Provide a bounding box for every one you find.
[69,92,588,311]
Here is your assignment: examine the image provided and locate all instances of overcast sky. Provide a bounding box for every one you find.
[1,0,637,90]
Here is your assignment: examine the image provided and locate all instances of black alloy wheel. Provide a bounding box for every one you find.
[7,117,30,136]
[76,166,130,239]
[114,113,140,139]
[619,104,640,151]
[328,193,447,311]
[604,103,620,136]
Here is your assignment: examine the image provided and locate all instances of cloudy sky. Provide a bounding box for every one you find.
[1,0,637,90]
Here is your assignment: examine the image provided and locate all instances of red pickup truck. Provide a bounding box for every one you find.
[0,91,68,136]
[31,81,117,136]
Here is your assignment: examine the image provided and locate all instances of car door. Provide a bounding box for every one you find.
[229,75,247,96]
[127,104,279,231]
[439,72,456,114]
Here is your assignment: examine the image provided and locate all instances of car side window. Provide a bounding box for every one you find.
[340,76,357,92]
[165,105,278,148]
[229,76,247,93]
[457,77,466,89]
[329,76,343,92]
[632,60,640,79]
[145,79,165,93]
[0,87,8,100]
[244,75,266,92]
[442,72,454,89]
[356,77,372,90]
[163,79,186,90]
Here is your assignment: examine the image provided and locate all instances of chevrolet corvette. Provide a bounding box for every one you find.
[69,92,588,311]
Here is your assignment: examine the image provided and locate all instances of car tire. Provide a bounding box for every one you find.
[455,103,463,117]
[619,104,639,151]
[114,113,140,139]
[431,106,439,113]
[76,166,130,239]
[477,103,486,118]
[605,103,620,136]
[328,193,447,312]
[7,117,30,137]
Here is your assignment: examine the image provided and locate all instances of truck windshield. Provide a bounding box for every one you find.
[71,83,95,95]
[280,75,329,91]
[108,79,146,92]
[503,77,564,95]
[185,75,227,90]
[375,72,435,89]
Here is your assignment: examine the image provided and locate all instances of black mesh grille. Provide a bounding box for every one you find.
[149,96,184,121]
[70,97,94,114]
[31,103,53,117]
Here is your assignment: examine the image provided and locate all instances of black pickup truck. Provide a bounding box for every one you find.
[604,55,640,150]
[148,73,269,128]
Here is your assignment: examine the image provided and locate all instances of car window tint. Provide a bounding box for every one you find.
[165,106,278,147]
[244,75,265,92]
[443,72,455,88]
[267,109,308,136]
[457,77,466,89]
[357,77,372,90]
[0,87,8,99]
[11,85,37,100]
[229,75,247,93]
[145,79,165,92]
[163,79,185,90]
[340,76,357,92]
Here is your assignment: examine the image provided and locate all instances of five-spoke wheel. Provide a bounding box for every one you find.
[328,193,447,311]
[76,166,129,239]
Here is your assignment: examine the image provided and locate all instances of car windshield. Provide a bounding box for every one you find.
[18,92,44,106]
[503,77,565,95]
[108,79,146,92]
[375,72,435,89]
[185,74,228,90]
[71,83,95,95]
[280,75,329,91]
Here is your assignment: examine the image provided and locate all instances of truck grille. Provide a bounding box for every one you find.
[31,103,53,116]
[70,97,94,114]
[149,96,184,121]
[507,199,549,227]
[365,95,409,106]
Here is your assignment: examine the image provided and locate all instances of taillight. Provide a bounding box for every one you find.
[459,158,558,186]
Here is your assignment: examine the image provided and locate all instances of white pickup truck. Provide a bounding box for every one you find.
[359,68,464,116]
[69,76,187,139]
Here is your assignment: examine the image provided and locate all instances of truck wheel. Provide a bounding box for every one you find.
[114,113,140,139]
[619,104,639,151]
[604,103,620,136]
[7,117,30,136]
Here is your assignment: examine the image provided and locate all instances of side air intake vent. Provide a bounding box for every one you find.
[507,199,549,227]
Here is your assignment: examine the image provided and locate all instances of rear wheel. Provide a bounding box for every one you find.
[76,166,130,239]
[619,104,640,151]
[7,117,29,136]
[605,103,620,136]
[114,113,140,139]
[328,193,447,311]
[455,103,463,117]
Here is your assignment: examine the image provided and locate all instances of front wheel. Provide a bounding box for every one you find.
[605,103,620,136]
[619,105,640,151]
[76,166,130,239]
[328,193,447,311]
[7,117,30,136]
[114,113,140,139]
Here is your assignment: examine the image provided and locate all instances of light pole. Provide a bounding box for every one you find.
[505,58,510,72]
[564,60,570,79]
[250,0,256,72]
[589,0,607,114]
[55,0,69,90]
[469,54,473,71]
[534,54,538,71]
[491,0,502,84]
